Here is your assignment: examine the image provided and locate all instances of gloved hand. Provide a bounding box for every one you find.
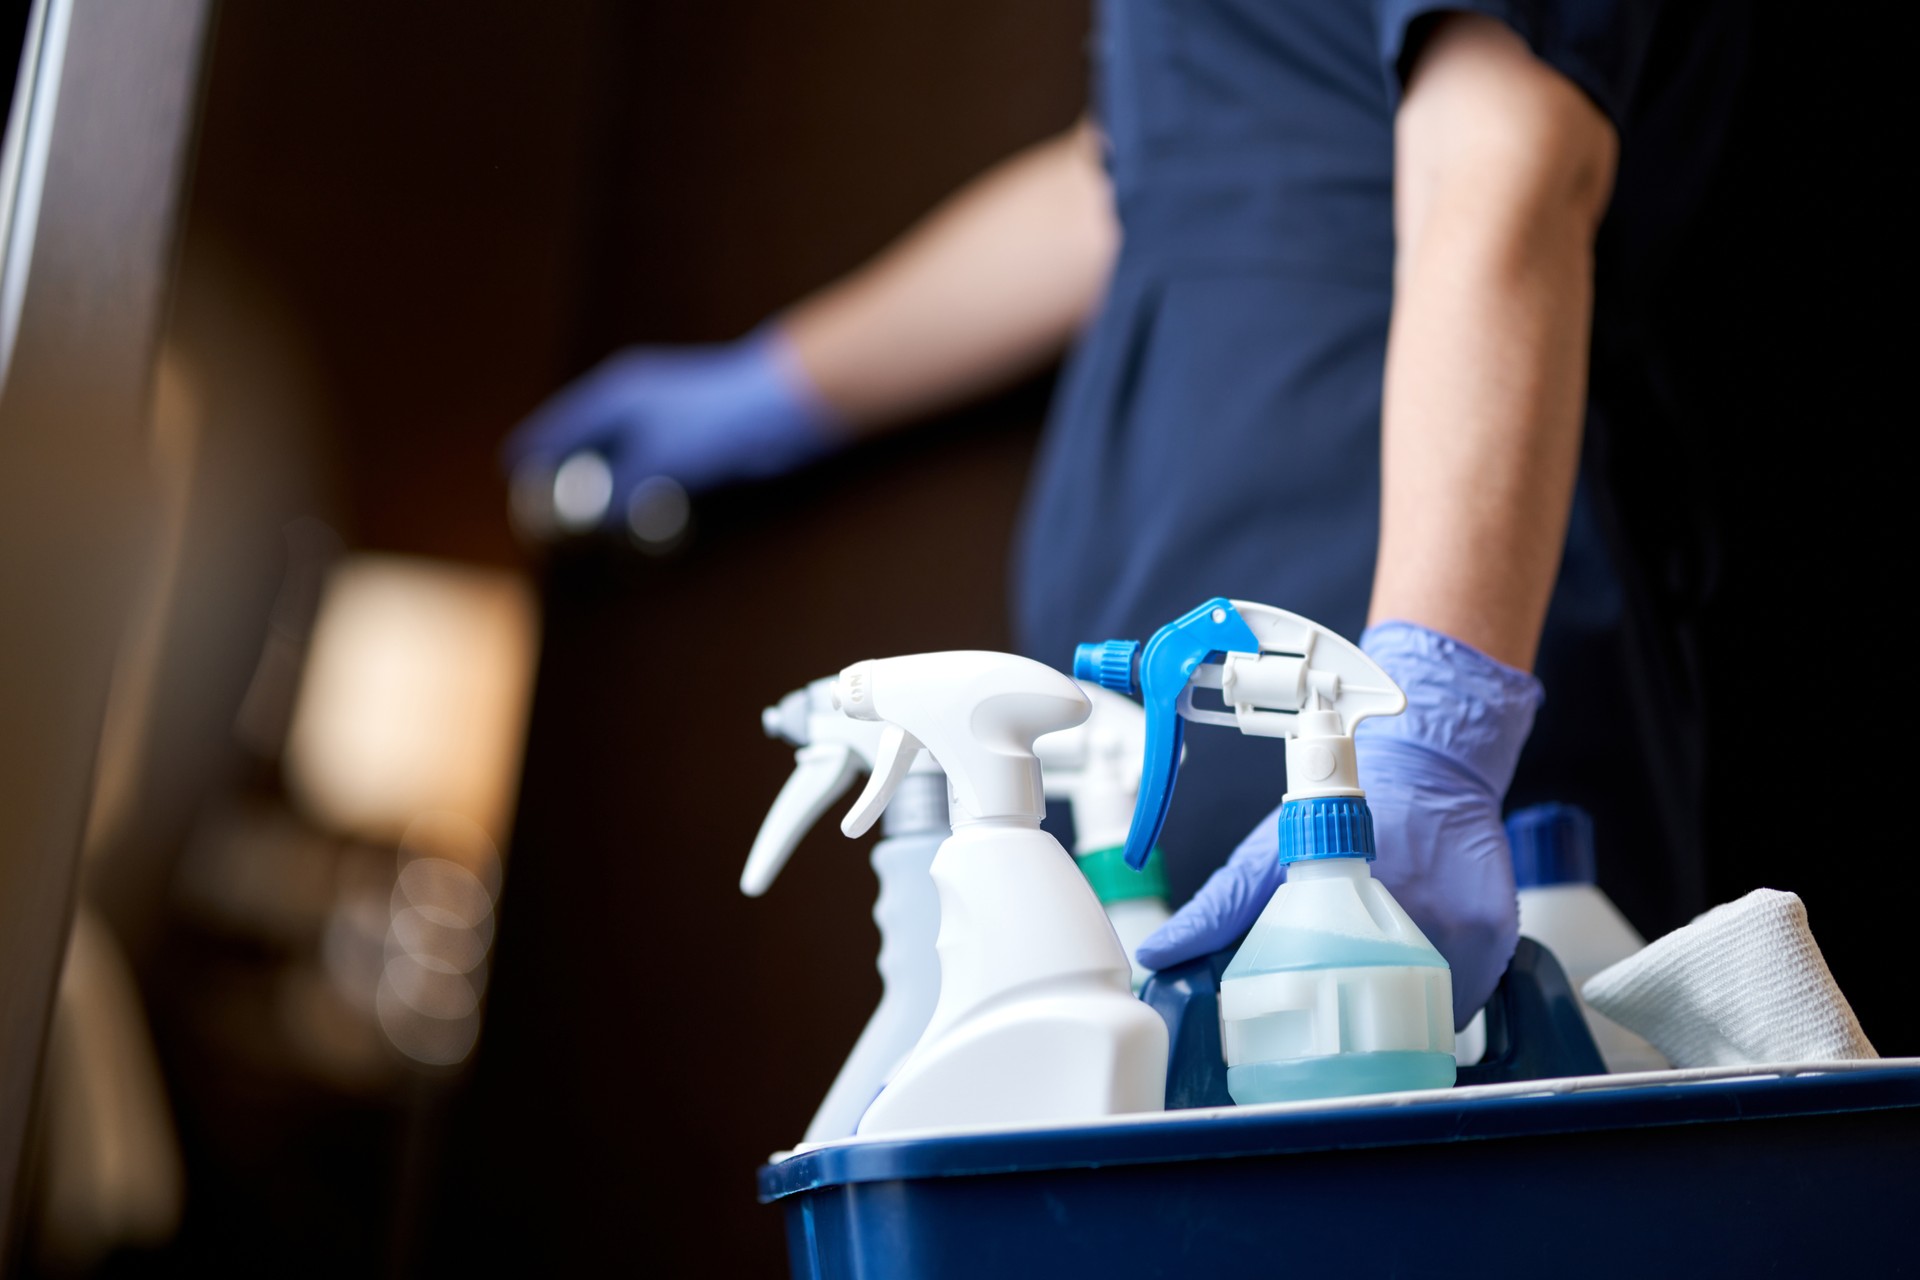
[1135,620,1543,1029]
[502,324,841,523]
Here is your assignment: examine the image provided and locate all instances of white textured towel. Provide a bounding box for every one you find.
[1582,888,1876,1069]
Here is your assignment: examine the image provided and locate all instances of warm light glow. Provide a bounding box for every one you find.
[283,555,537,846]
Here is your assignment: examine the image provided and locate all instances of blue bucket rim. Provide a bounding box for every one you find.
[758,1062,1920,1203]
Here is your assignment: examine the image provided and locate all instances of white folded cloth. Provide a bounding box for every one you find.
[1582,888,1876,1069]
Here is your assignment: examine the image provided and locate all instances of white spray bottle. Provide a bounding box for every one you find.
[743,677,948,1142]
[1036,684,1173,990]
[1078,599,1455,1105]
[834,652,1168,1135]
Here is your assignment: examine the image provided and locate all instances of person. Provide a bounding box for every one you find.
[505,3,1744,1028]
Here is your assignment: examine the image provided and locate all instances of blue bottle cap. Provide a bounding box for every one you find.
[1073,640,1141,696]
[1505,803,1596,888]
[1276,796,1376,864]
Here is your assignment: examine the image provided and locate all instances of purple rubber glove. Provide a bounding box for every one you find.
[502,325,840,522]
[1135,620,1543,1030]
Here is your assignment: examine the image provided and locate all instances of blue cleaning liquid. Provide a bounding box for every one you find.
[1227,1051,1457,1103]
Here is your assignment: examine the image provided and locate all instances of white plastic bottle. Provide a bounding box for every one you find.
[834,651,1168,1136]
[742,679,948,1142]
[1078,598,1455,1104]
[1507,803,1667,1074]
[1036,683,1173,990]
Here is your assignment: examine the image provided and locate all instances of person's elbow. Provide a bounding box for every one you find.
[1394,15,1619,257]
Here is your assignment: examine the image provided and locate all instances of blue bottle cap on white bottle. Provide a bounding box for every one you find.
[1506,802,1595,889]
[1276,795,1375,864]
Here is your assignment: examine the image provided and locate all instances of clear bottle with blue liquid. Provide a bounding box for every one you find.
[1219,787,1455,1103]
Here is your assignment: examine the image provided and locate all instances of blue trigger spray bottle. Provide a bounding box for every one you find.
[1078,598,1457,1103]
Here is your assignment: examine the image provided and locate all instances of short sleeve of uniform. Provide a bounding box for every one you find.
[1374,0,1663,128]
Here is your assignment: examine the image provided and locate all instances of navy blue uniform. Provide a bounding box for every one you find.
[1014,0,1744,931]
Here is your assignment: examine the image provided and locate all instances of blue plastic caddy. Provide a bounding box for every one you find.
[760,1061,1920,1277]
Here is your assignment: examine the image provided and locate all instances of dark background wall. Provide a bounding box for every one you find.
[168,1,1088,1274]
[50,0,1908,1274]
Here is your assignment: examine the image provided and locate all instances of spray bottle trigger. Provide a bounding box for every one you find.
[741,742,863,896]
[1116,596,1263,868]
[1123,700,1184,869]
[841,724,925,839]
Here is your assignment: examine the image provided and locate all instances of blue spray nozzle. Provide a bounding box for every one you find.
[1073,640,1141,695]
[1080,598,1262,870]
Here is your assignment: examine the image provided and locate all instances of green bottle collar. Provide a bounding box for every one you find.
[1075,843,1169,905]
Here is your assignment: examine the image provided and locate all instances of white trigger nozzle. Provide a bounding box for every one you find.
[841,725,924,838]
[741,741,862,896]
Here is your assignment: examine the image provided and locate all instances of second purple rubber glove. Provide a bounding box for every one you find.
[502,325,841,523]
[1135,620,1544,1029]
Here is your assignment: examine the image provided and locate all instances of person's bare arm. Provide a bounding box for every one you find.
[1368,16,1619,671]
[784,121,1117,435]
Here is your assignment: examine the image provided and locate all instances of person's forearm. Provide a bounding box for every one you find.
[783,121,1117,436]
[1368,16,1618,672]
